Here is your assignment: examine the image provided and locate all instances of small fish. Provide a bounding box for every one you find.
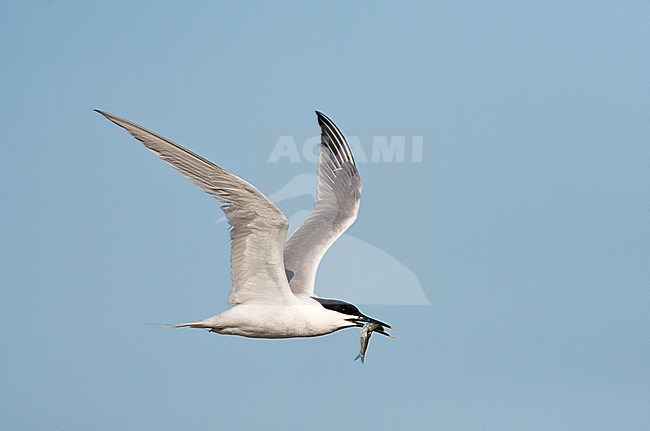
[354,322,381,364]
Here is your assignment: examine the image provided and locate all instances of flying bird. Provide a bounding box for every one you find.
[96,110,392,355]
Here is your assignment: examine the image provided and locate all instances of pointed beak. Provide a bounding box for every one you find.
[361,314,393,330]
[347,314,394,336]
[376,327,395,338]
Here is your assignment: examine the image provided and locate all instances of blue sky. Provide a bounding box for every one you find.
[1,2,649,430]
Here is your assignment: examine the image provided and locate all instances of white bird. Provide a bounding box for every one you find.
[96,110,392,345]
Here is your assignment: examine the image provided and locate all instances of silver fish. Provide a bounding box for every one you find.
[354,322,382,364]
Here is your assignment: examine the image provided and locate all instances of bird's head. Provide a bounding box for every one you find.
[311,297,393,337]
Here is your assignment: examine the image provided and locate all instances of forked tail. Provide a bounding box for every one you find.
[167,320,211,329]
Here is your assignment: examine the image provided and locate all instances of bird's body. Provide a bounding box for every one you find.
[173,302,355,338]
[96,109,392,356]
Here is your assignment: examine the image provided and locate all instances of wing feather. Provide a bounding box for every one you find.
[96,110,293,305]
[283,112,362,297]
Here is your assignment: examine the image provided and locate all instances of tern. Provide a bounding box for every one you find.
[96,110,392,345]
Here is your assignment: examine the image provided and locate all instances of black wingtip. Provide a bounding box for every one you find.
[315,110,329,124]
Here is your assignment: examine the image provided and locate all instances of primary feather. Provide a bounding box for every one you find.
[283,111,362,297]
[95,110,293,305]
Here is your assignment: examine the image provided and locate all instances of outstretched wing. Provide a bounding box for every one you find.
[96,110,294,305]
[283,111,362,296]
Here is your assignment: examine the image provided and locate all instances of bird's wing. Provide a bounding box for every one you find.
[96,110,294,305]
[283,111,362,296]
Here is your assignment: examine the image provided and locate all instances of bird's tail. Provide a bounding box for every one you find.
[167,318,213,329]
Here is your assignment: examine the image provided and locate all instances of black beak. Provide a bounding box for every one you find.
[346,314,394,336]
